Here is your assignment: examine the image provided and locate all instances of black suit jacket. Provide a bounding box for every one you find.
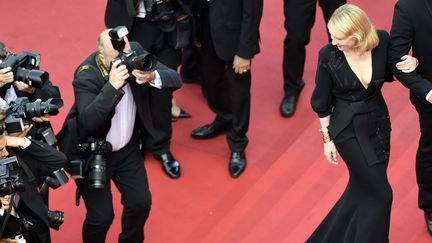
[104,0,194,39]
[57,42,181,159]
[388,0,432,110]
[205,0,262,61]
[12,139,67,242]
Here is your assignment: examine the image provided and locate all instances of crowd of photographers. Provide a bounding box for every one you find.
[0,42,68,243]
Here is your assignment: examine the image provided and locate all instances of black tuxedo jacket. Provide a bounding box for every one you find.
[204,0,262,61]
[388,0,432,110]
[57,42,181,159]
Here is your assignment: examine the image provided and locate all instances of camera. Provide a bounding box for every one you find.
[0,51,48,88]
[109,26,157,73]
[144,0,176,32]
[4,97,60,134]
[76,138,112,190]
[0,156,25,197]
[47,210,64,231]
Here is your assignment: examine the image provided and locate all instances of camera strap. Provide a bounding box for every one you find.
[95,57,109,79]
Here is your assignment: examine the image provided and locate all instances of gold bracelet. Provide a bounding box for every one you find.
[319,129,332,143]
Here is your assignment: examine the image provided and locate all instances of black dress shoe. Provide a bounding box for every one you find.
[229,152,247,178]
[154,153,180,179]
[424,211,432,235]
[280,81,305,117]
[279,95,298,117]
[191,121,231,139]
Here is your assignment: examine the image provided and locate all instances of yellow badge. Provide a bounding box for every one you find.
[78,65,89,73]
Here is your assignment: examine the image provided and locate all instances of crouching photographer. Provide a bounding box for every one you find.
[0,123,67,243]
[57,27,181,243]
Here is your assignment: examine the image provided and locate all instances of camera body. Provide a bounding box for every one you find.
[73,138,112,190]
[109,26,157,74]
[0,51,48,88]
[0,156,25,197]
[4,97,60,134]
[144,0,176,32]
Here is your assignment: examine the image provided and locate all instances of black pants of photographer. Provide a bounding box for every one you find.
[129,17,182,155]
[282,0,345,97]
[76,135,152,243]
[18,201,51,243]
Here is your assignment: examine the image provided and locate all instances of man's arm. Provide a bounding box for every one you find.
[131,42,182,90]
[236,0,263,59]
[73,65,124,137]
[388,1,432,99]
[9,137,67,177]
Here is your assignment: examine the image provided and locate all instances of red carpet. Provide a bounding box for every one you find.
[1,0,431,242]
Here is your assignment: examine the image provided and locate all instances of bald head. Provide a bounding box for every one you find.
[97,29,131,68]
[98,29,119,60]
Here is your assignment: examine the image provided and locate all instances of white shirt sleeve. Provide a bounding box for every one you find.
[149,70,163,89]
[426,90,432,101]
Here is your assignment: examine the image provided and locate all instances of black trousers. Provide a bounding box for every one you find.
[77,135,152,243]
[200,7,251,152]
[129,18,182,155]
[282,0,345,96]
[416,110,432,212]
[180,43,203,84]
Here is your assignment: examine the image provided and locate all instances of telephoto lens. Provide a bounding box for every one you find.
[88,154,106,189]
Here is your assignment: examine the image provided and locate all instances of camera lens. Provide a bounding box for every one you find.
[88,154,106,190]
[47,210,64,230]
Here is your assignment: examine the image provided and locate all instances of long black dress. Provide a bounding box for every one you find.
[308,30,394,243]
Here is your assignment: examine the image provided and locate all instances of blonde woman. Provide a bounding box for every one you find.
[309,4,420,242]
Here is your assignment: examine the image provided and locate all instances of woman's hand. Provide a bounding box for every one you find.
[324,141,338,165]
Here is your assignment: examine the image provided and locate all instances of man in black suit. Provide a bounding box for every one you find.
[190,0,262,178]
[0,125,67,243]
[105,0,193,178]
[280,0,345,117]
[388,0,432,235]
[57,29,182,243]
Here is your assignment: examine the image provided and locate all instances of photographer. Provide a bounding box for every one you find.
[0,41,60,103]
[57,28,181,243]
[105,0,194,179]
[0,123,67,243]
[0,41,61,148]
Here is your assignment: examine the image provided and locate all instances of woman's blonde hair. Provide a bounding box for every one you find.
[327,4,378,53]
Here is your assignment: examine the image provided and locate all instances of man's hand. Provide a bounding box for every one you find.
[132,70,155,85]
[233,55,251,75]
[14,81,34,94]
[109,60,129,89]
[395,55,418,73]
[7,124,33,142]
[31,114,50,123]
[0,67,14,88]
[0,195,15,216]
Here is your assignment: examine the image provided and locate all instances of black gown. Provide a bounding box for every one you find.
[308,30,394,243]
